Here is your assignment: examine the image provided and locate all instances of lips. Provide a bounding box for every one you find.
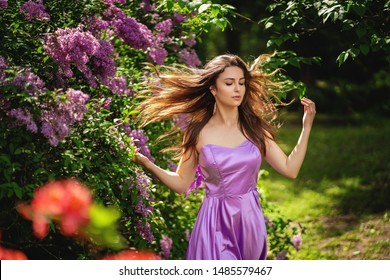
[232,96,241,100]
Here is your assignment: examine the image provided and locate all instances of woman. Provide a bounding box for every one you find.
[135,54,316,260]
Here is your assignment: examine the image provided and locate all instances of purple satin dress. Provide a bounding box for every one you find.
[186,139,267,260]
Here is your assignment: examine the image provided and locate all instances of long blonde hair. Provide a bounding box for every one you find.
[136,54,283,161]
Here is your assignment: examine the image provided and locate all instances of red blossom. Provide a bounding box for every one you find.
[0,232,28,260]
[0,246,28,260]
[17,179,92,239]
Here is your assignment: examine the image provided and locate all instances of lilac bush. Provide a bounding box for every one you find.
[20,1,50,22]
[0,0,300,260]
[0,0,235,260]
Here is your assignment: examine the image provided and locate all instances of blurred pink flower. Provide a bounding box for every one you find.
[18,179,92,239]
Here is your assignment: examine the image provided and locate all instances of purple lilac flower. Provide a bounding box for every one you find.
[136,220,154,243]
[133,196,154,216]
[129,129,155,163]
[20,1,50,22]
[291,234,302,251]
[178,49,201,67]
[0,0,8,10]
[12,71,46,96]
[0,56,7,68]
[167,161,177,172]
[135,169,151,199]
[140,0,152,12]
[173,13,185,24]
[113,17,153,51]
[104,0,126,3]
[0,56,8,82]
[107,75,133,95]
[160,235,173,259]
[103,2,126,20]
[172,113,190,131]
[183,37,196,47]
[44,27,100,85]
[155,19,173,34]
[148,48,168,65]
[7,108,38,133]
[85,16,110,37]
[275,250,288,260]
[40,89,89,146]
[92,40,116,85]
[102,98,111,110]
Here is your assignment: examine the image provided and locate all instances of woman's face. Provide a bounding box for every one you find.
[210,66,246,108]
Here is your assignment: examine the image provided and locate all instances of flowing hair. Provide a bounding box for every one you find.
[136,54,284,163]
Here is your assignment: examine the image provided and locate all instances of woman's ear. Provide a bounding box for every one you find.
[209,85,216,96]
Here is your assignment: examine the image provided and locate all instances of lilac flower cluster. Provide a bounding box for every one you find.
[135,169,151,199]
[0,0,7,10]
[92,40,116,85]
[40,89,89,146]
[102,98,111,110]
[0,56,7,82]
[128,129,155,163]
[291,234,302,251]
[20,1,50,22]
[155,19,173,34]
[160,235,173,259]
[7,108,38,133]
[167,161,177,172]
[275,250,288,260]
[136,220,154,243]
[148,48,168,65]
[44,27,100,84]
[183,37,196,47]
[133,196,154,217]
[178,49,201,67]
[147,19,173,65]
[140,0,152,12]
[113,17,153,51]
[173,13,186,24]
[172,113,190,131]
[106,75,133,96]
[12,71,46,96]
[84,16,110,37]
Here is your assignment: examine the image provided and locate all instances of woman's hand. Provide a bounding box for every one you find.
[301,97,316,130]
[133,150,150,167]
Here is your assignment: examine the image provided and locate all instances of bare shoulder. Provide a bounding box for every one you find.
[196,123,213,152]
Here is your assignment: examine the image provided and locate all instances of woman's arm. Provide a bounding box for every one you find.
[135,150,197,194]
[264,97,316,179]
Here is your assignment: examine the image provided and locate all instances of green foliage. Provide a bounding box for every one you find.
[261,0,390,66]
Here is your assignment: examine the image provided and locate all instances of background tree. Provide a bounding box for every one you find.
[196,0,390,115]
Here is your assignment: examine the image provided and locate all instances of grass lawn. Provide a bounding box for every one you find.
[261,111,390,259]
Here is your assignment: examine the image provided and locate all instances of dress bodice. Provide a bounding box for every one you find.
[199,139,262,197]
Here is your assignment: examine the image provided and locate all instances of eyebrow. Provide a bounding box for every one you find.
[223,77,245,81]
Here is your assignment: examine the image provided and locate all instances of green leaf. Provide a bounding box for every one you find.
[352,4,366,17]
[356,27,367,39]
[360,44,370,55]
[349,47,360,58]
[89,203,121,228]
[198,4,211,14]
[336,51,349,66]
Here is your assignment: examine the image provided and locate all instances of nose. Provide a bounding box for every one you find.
[234,83,240,92]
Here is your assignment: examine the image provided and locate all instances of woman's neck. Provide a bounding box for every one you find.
[212,104,239,127]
